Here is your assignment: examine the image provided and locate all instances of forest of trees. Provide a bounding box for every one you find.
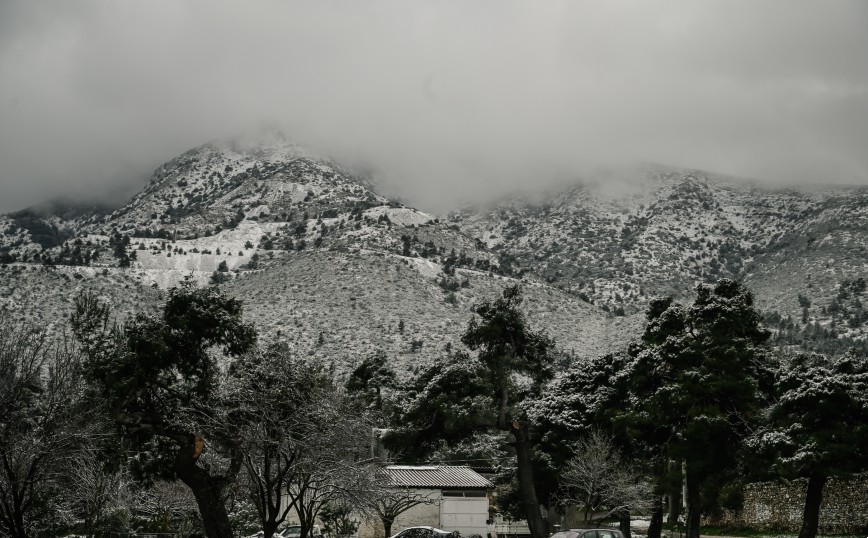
[1,279,867,538]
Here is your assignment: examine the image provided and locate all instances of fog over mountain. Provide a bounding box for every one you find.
[1,0,866,214]
[5,6,868,536]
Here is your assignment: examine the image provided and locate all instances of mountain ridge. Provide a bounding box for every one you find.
[2,133,866,371]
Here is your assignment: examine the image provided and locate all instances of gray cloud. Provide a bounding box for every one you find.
[1,0,866,213]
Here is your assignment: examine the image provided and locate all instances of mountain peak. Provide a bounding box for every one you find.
[100,130,384,237]
[213,125,312,163]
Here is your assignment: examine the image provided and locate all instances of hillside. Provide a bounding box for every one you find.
[451,167,868,349]
[1,135,866,367]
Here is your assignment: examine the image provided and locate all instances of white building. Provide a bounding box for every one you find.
[359,466,494,538]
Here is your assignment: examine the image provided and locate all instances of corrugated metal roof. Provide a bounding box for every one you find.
[386,466,493,489]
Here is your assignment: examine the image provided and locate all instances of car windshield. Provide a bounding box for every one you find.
[281,527,301,538]
[401,529,432,538]
[551,531,581,538]
[398,528,453,538]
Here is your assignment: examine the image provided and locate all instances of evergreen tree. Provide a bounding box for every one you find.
[442,249,458,276]
[624,279,771,538]
[71,286,257,538]
[388,286,553,538]
[319,502,359,538]
[750,351,868,538]
[462,285,553,538]
[384,351,493,461]
[346,350,396,414]
[529,352,664,538]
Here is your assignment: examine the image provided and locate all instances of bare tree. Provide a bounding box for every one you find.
[61,448,133,537]
[223,345,382,538]
[137,480,202,536]
[559,430,653,527]
[368,485,438,538]
[287,391,382,538]
[222,346,332,538]
[0,316,101,538]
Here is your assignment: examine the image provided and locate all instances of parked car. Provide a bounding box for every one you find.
[389,527,455,538]
[245,526,323,538]
[281,526,324,538]
[550,529,623,538]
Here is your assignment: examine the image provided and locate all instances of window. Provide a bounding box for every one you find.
[401,529,433,538]
[442,489,487,497]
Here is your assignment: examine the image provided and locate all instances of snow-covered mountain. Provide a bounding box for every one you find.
[451,166,868,352]
[2,133,866,373]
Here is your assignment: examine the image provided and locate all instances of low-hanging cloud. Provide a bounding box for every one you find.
[0,0,866,213]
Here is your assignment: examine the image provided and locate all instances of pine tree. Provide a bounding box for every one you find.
[71,286,256,538]
[389,286,553,538]
[529,352,660,538]
[624,279,772,538]
[346,350,396,413]
[750,351,868,538]
[461,285,553,538]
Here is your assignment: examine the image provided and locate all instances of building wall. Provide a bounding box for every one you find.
[359,488,443,538]
[709,474,868,534]
[440,494,490,536]
[358,488,491,538]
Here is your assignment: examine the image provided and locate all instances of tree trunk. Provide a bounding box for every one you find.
[175,453,234,538]
[5,492,27,538]
[182,474,234,538]
[666,491,681,525]
[0,457,28,538]
[618,511,632,538]
[382,516,394,538]
[647,497,663,538]
[264,518,280,538]
[666,491,681,524]
[511,423,547,538]
[684,469,701,538]
[7,508,27,538]
[666,458,682,525]
[797,472,827,538]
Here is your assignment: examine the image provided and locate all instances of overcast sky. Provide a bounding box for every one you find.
[1,1,866,213]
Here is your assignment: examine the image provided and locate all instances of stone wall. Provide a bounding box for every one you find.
[710,474,868,534]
